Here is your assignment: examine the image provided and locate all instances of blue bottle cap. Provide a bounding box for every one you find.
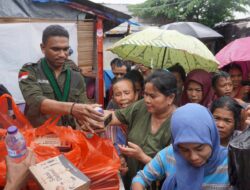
[94,107,104,114]
[7,126,18,134]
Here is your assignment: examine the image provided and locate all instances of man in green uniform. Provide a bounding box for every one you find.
[19,25,103,128]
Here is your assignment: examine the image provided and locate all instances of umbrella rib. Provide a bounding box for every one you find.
[161,47,167,69]
[126,45,148,63]
[189,23,200,38]
[125,45,141,59]
[184,51,191,72]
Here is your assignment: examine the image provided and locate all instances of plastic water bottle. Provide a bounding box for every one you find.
[5,125,27,163]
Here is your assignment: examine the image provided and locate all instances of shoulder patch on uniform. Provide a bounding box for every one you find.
[18,71,29,81]
[23,62,37,67]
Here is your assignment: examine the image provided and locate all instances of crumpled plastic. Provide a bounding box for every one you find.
[0,94,120,190]
[228,128,250,190]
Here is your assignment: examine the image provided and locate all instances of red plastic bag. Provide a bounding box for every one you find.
[0,94,32,130]
[0,95,121,190]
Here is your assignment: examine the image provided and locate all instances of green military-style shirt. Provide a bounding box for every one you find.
[115,99,171,188]
[19,59,87,128]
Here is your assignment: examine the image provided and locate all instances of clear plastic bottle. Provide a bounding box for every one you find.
[5,125,27,163]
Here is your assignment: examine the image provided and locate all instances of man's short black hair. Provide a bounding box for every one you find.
[42,25,69,44]
[110,58,131,72]
[110,58,122,67]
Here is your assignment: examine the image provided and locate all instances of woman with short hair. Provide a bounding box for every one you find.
[104,69,177,188]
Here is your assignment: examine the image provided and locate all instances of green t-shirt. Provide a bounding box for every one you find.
[115,99,171,187]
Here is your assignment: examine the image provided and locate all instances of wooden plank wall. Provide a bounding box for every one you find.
[0,17,95,70]
[77,20,95,71]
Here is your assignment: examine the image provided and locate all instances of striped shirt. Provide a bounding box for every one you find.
[132,145,233,190]
[104,125,127,155]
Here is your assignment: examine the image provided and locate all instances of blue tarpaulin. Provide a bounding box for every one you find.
[104,70,114,91]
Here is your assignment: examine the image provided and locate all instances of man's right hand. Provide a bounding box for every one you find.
[71,103,104,132]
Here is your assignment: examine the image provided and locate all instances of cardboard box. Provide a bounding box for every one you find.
[29,155,90,190]
[34,134,61,146]
[33,134,71,152]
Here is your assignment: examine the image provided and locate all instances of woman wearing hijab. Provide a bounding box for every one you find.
[181,69,214,107]
[131,103,232,190]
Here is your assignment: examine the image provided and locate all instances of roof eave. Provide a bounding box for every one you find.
[71,0,132,31]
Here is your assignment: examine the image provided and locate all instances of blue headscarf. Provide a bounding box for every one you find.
[162,103,227,190]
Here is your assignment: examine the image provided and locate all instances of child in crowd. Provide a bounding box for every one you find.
[212,71,233,98]
[182,69,214,107]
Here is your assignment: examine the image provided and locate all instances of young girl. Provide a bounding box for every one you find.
[182,69,214,107]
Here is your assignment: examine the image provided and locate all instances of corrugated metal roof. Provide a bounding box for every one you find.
[0,0,132,31]
[102,3,132,15]
[102,3,151,35]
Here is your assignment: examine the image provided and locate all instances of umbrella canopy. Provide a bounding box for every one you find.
[216,37,250,68]
[216,37,250,80]
[160,22,223,40]
[109,28,219,73]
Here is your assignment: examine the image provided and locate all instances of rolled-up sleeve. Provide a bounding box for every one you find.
[114,100,143,129]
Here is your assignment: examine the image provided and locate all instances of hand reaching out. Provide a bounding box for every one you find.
[119,155,128,176]
[72,103,105,132]
[118,142,152,164]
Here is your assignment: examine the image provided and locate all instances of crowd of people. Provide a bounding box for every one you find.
[103,59,250,189]
[2,24,250,190]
